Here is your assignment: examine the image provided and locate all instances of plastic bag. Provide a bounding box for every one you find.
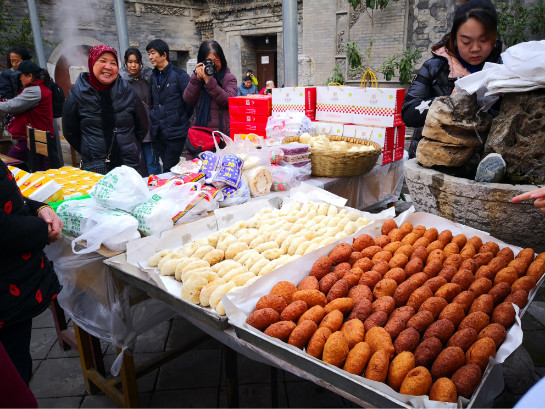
[265,112,313,143]
[219,178,251,207]
[89,165,150,212]
[56,198,140,254]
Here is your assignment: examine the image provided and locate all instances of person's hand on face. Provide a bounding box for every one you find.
[93,52,118,85]
[37,206,64,244]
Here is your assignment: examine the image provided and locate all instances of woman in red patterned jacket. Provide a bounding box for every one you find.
[0,160,62,385]
[0,60,59,169]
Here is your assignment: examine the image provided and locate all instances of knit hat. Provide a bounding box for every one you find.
[88,45,119,91]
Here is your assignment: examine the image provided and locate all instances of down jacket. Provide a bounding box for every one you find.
[183,68,238,134]
[401,41,502,158]
[0,160,61,326]
[62,73,148,176]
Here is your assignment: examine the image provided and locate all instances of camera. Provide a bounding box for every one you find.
[203,59,217,76]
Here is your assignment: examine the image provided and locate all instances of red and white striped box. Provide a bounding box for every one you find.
[272,87,316,120]
[315,85,354,123]
[352,88,406,127]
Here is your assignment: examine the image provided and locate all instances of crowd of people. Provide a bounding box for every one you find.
[1,1,545,403]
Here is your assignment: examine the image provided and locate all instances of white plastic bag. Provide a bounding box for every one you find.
[89,165,150,212]
[265,112,313,143]
[56,198,140,254]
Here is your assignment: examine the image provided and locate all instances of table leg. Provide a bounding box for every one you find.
[224,347,239,408]
[49,299,77,350]
[117,347,140,408]
[73,322,101,394]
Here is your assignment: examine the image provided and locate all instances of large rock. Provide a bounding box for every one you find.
[417,91,492,167]
[485,89,545,184]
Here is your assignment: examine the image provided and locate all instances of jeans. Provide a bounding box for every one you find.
[141,141,162,175]
[155,136,186,173]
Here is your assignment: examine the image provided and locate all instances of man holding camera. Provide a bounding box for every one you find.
[237,76,258,96]
[146,39,191,171]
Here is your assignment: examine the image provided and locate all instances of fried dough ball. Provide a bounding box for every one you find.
[384,241,404,254]
[306,326,332,358]
[460,258,478,274]
[256,294,287,314]
[478,323,507,350]
[390,305,416,322]
[494,266,519,286]
[466,336,496,371]
[361,245,383,259]
[443,254,463,270]
[419,297,448,319]
[437,230,453,246]
[468,277,493,298]
[329,243,352,265]
[343,341,371,375]
[452,290,476,313]
[246,308,280,330]
[365,350,390,382]
[497,247,515,264]
[451,269,474,291]
[488,282,511,305]
[410,246,428,262]
[400,221,414,236]
[488,256,508,274]
[438,265,458,282]
[423,259,443,278]
[447,328,478,352]
[298,305,326,324]
[365,326,395,359]
[526,255,545,281]
[479,241,499,256]
[451,363,482,399]
[509,258,531,277]
[429,377,458,403]
[363,311,388,331]
[458,311,490,333]
[404,258,424,277]
[359,270,383,289]
[395,244,415,259]
[348,284,373,304]
[371,260,390,276]
[516,248,535,265]
[395,327,421,354]
[426,240,447,256]
[407,286,434,311]
[460,244,476,260]
[353,257,373,272]
[292,289,327,307]
[319,272,341,294]
[407,310,435,334]
[475,265,495,280]
[423,276,448,294]
[372,250,393,264]
[401,232,419,246]
[505,289,529,309]
[413,237,431,249]
[393,280,418,307]
[319,309,344,332]
[333,262,351,278]
[451,234,468,249]
[426,250,446,267]
[373,278,398,299]
[343,269,364,287]
[347,251,364,266]
[372,296,395,316]
[374,234,391,248]
[341,319,365,349]
[309,256,334,281]
[443,242,460,258]
[400,366,433,396]
[423,227,439,242]
[264,320,297,342]
[388,228,405,242]
[434,283,462,303]
[327,279,350,302]
[466,236,483,252]
[469,294,495,315]
[384,267,406,284]
[389,253,409,270]
[324,297,355,315]
[381,219,398,236]
[413,225,426,238]
[408,272,430,287]
[270,281,297,305]
[414,336,443,368]
[491,301,516,328]
[348,299,373,322]
[281,300,308,322]
[431,346,466,379]
[423,319,455,345]
[298,276,320,291]
[438,303,466,328]
[388,351,415,391]
[472,251,494,269]
[288,320,318,349]
[384,316,408,340]
[322,331,349,367]
[353,234,375,252]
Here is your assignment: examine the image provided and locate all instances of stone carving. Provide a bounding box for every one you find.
[337,31,345,54]
[484,89,545,184]
[348,3,365,28]
[142,5,189,16]
[417,91,492,167]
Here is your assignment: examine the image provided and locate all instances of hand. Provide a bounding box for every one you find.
[195,63,211,84]
[512,186,545,214]
[38,206,64,243]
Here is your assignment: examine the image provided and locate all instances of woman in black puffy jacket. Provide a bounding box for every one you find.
[402,0,502,158]
[63,45,148,176]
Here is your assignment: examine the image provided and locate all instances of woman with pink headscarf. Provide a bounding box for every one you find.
[62,45,148,175]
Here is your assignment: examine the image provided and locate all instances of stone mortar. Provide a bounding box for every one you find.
[404,159,545,252]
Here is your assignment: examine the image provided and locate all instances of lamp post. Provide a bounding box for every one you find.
[282,0,298,86]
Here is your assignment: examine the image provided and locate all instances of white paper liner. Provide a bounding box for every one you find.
[224,209,537,409]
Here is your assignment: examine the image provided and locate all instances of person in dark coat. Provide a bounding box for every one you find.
[0,60,59,170]
[146,39,191,172]
[121,47,161,175]
[0,160,62,385]
[62,45,148,176]
[401,0,502,159]
[0,46,32,99]
[183,40,238,150]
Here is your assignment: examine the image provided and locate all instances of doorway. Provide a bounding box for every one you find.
[256,51,276,90]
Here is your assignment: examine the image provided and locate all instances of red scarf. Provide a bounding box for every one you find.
[88,45,118,91]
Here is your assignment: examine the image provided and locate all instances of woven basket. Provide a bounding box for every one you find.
[282,135,381,177]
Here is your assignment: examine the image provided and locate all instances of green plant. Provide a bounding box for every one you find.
[344,42,363,70]
[326,63,345,85]
[0,1,37,65]
[493,0,545,46]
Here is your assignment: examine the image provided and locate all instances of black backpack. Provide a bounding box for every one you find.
[49,81,65,118]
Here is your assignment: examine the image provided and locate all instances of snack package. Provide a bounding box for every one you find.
[220,178,251,207]
[210,154,244,189]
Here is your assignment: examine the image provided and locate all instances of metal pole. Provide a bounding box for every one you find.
[282,0,298,87]
[26,0,46,68]
[113,0,130,58]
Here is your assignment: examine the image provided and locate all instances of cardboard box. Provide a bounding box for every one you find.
[394,124,406,161]
[228,95,272,116]
[229,113,270,126]
[315,85,354,123]
[343,124,396,165]
[313,121,344,137]
[272,87,316,120]
[352,88,406,127]
[230,122,267,139]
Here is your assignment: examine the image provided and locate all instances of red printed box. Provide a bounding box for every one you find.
[229,113,270,126]
[394,124,406,161]
[272,87,316,120]
[228,95,272,116]
[230,122,267,139]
